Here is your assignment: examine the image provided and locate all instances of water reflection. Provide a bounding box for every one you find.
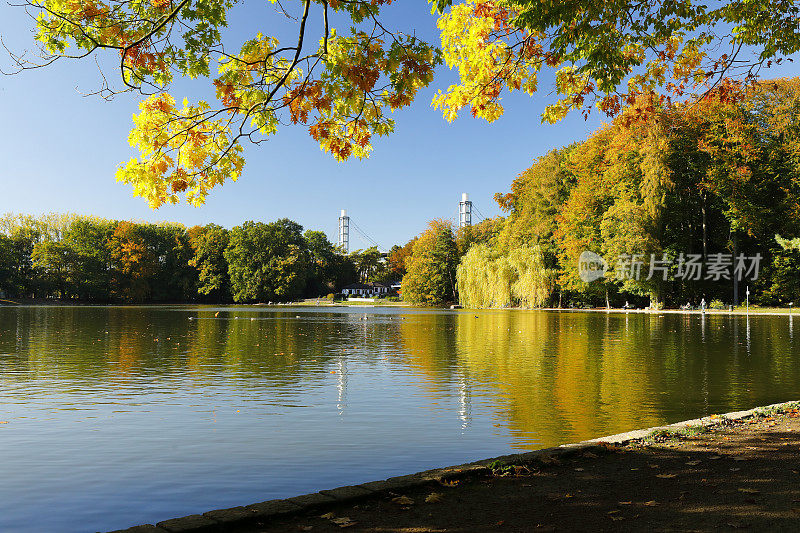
[0,306,798,532]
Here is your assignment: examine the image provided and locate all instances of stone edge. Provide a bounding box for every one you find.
[107,399,800,533]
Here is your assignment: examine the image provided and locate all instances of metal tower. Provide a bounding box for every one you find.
[459,193,472,228]
[338,209,350,253]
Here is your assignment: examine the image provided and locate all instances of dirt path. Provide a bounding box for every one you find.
[235,409,800,533]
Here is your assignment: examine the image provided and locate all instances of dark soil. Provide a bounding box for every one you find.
[238,410,800,532]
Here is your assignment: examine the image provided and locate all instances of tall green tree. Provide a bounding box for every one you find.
[189,223,231,301]
[225,219,310,303]
[304,230,355,295]
[63,217,114,301]
[402,219,458,305]
[349,246,383,283]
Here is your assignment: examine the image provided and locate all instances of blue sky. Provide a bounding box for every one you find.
[1,1,798,250]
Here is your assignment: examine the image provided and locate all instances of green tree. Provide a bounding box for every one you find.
[456,243,553,308]
[402,219,458,305]
[0,234,15,297]
[63,217,114,301]
[762,235,800,304]
[304,229,355,295]
[225,219,310,303]
[31,240,73,298]
[142,223,197,301]
[189,223,231,301]
[349,246,383,283]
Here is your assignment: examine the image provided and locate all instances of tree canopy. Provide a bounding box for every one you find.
[460,77,800,308]
[9,0,800,206]
[0,212,361,303]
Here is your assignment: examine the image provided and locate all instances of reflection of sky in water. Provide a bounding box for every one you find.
[0,306,798,532]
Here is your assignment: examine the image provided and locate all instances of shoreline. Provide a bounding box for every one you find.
[2,299,796,316]
[108,399,800,533]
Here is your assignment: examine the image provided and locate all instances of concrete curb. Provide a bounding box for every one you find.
[107,399,799,533]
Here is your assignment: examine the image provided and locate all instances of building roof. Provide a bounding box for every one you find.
[342,283,373,290]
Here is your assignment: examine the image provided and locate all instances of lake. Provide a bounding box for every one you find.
[1,305,798,532]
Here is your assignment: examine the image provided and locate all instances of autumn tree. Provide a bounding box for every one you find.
[434,0,800,124]
[108,221,157,302]
[488,77,800,307]
[10,0,439,208]
[402,219,458,305]
[10,1,800,206]
[385,239,416,281]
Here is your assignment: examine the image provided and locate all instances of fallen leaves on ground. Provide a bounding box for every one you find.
[425,493,444,503]
[391,495,414,505]
[331,517,357,528]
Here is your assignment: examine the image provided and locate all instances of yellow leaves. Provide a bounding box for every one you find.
[277,30,436,162]
[116,93,245,208]
[391,495,414,505]
[433,0,538,123]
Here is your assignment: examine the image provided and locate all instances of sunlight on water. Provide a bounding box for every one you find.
[0,306,798,531]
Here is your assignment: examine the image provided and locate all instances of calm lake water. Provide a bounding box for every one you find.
[1,305,799,532]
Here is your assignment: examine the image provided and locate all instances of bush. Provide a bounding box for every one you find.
[709,298,726,310]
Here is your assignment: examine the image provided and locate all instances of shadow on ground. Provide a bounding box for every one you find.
[235,414,800,532]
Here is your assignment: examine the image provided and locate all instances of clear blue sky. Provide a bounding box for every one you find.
[1,1,798,249]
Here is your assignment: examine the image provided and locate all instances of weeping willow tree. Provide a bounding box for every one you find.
[457,244,554,308]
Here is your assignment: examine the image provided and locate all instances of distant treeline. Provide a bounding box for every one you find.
[0,213,406,303]
[399,79,800,308]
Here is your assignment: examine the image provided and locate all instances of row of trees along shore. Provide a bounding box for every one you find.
[5,79,800,309]
[401,79,800,309]
[0,214,409,303]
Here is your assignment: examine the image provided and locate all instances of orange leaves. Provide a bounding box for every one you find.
[123,43,168,75]
[342,63,380,93]
[213,80,241,109]
[285,81,330,125]
[150,0,172,10]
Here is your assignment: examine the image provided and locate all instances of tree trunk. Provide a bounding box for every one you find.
[732,232,739,306]
[701,191,708,262]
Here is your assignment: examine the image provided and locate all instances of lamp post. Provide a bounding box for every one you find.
[746,286,750,314]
